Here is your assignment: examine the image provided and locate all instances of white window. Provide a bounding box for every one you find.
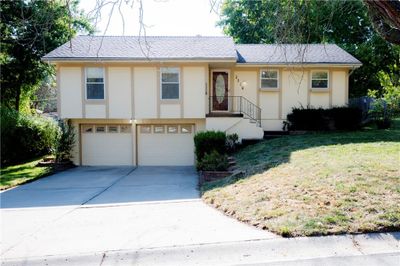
[311,71,329,89]
[181,125,192,134]
[82,125,93,133]
[161,67,179,100]
[108,125,118,133]
[120,125,131,133]
[153,125,165,134]
[95,125,106,133]
[86,67,105,99]
[140,125,151,134]
[167,125,178,134]
[260,70,279,89]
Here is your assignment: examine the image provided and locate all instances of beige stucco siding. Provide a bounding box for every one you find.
[259,92,280,119]
[233,71,258,104]
[108,67,132,119]
[331,70,347,106]
[134,67,157,118]
[261,120,284,131]
[160,104,180,118]
[85,104,106,118]
[59,67,82,118]
[310,92,330,108]
[281,70,308,118]
[183,67,206,118]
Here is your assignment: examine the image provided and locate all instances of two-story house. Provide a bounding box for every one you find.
[42,36,361,166]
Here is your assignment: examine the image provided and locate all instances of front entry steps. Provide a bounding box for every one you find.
[206,117,264,142]
[206,113,243,118]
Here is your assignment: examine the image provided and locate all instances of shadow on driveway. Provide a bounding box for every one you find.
[0,166,199,209]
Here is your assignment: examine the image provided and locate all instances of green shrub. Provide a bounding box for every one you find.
[55,120,75,162]
[194,131,226,161]
[226,133,239,153]
[196,150,229,171]
[287,107,327,130]
[327,107,363,130]
[1,106,59,165]
[286,106,362,131]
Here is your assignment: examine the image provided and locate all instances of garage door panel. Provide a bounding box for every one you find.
[82,129,133,166]
[138,125,194,166]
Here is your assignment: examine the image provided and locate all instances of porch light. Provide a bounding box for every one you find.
[240,81,248,90]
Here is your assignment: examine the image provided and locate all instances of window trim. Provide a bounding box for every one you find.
[310,70,329,90]
[85,67,106,101]
[160,67,180,101]
[260,69,279,91]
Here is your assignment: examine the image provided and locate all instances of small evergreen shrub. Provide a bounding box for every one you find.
[196,150,229,171]
[55,120,75,162]
[194,131,226,162]
[1,106,59,165]
[226,133,239,153]
[286,106,362,131]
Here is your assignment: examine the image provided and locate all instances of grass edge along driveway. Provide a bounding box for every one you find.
[1,158,52,190]
[202,126,400,237]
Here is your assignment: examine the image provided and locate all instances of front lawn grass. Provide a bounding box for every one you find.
[202,122,400,237]
[1,158,52,190]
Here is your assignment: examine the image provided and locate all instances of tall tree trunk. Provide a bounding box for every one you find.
[364,0,400,44]
[15,86,21,111]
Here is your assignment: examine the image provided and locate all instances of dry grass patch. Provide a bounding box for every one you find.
[202,127,400,237]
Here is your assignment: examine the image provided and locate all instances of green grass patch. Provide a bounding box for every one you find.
[1,158,52,190]
[202,122,400,237]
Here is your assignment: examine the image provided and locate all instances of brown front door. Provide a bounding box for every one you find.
[212,72,229,111]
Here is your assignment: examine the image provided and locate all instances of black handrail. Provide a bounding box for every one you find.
[209,96,261,127]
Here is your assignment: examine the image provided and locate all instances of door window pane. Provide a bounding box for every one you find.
[120,125,131,133]
[167,125,178,133]
[181,125,192,134]
[108,126,118,133]
[83,125,93,133]
[140,125,151,134]
[153,125,165,133]
[96,126,106,133]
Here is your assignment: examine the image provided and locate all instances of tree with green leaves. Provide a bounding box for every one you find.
[0,0,92,112]
[218,0,400,97]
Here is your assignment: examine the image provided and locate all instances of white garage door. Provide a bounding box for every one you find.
[138,124,195,166]
[82,124,133,166]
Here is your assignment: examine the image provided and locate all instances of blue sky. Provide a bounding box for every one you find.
[79,0,224,36]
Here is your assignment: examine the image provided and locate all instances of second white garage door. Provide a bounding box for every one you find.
[137,124,195,166]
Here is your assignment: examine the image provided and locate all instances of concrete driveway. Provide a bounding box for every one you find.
[1,167,275,262]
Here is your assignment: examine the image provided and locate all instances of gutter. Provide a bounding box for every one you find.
[41,57,238,63]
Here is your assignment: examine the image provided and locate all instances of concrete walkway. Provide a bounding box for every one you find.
[1,167,275,263]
